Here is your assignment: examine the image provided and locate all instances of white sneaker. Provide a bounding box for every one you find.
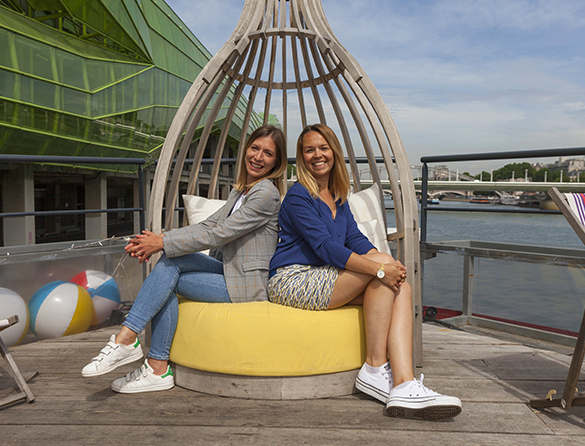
[81,334,143,377]
[111,359,174,394]
[355,362,393,403]
[385,374,462,421]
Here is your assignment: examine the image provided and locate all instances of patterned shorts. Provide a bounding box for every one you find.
[267,264,339,311]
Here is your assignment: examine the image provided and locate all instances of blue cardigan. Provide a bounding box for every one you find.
[269,183,375,277]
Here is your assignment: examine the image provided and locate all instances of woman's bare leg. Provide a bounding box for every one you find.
[386,282,413,386]
[329,252,414,384]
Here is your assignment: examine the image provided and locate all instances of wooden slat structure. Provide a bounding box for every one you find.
[0,316,36,408]
[530,187,585,410]
[148,0,422,366]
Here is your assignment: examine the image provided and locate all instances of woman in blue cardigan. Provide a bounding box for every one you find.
[268,124,461,421]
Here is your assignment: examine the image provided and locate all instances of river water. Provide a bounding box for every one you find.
[386,201,585,334]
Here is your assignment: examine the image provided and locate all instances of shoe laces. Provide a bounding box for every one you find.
[411,374,439,396]
[381,363,392,381]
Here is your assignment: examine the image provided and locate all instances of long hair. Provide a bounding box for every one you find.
[234,125,287,195]
[296,123,350,203]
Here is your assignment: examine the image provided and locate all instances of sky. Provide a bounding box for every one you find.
[164,0,585,174]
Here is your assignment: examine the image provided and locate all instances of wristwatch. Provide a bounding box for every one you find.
[376,263,385,279]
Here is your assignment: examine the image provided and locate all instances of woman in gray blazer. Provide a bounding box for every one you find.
[81,125,287,394]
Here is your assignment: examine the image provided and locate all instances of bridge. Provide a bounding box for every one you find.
[352,179,585,194]
[353,164,585,193]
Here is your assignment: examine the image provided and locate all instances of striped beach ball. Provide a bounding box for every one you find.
[70,270,121,326]
[0,287,29,347]
[28,281,93,339]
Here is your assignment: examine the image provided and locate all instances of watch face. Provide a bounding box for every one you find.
[377,269,385,279]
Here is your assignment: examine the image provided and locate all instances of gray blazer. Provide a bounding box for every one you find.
[162,179,281,303]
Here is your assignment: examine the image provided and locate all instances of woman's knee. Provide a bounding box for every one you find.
[364,251,394,263]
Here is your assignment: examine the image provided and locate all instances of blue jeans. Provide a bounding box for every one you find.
[123,252,231,360]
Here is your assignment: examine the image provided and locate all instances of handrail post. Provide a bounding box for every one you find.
[462,254,474,320]
[421,163,429,242]
[138,165,147,282]
[138,165,146,232]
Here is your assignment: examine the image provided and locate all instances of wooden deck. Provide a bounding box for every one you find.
[2,323,585,445]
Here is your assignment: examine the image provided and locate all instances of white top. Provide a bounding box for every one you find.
[230,192,246,215]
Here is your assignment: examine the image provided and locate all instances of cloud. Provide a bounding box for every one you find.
[165,0,585,173]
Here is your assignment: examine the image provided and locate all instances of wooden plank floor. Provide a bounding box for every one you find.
[2,323,585,446]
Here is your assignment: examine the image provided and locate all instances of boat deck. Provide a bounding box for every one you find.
[2,323,585,445]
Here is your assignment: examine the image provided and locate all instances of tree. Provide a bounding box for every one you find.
[489,162,536,181]
[474,171,492,181]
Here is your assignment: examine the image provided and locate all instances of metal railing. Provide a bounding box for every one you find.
[420,146,585,242]
[419,146,585,345]
[0,155,148,233]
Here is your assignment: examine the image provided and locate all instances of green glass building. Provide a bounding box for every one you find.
[0,0,260,164]
[0,0,261,246]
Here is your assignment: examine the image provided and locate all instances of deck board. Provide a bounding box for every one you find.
[2,323,585,445]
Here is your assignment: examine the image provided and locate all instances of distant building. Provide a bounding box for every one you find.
[0,0,261,247]
[432,164,450,181]
[548,157,585,176]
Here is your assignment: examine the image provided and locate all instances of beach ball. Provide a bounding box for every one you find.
[28,281,93,340]
[0,288,29,347]
[70,270,121,326]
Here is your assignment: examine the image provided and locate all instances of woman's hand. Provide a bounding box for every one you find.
[380,260,407,291]
[125,230,165,264]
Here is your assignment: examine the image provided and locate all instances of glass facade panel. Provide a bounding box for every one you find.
[168,74,180,107]
[4,129,54,155]
[136,107,154,131]
[0,100,17,127]
[0,71,17,99]
[63,87,89,116]
[0,29,13,69]
[154,69,168,105]
[119,76,137,112]
[102,0,147,54]
[112,62,144,84]
[60,113,88,140]
[137,68,154,109]
[92,89,107,117]
[122,0,153,54]
[22,77,60,110]
[15,36,54,81]
[179,78,190,101]
[27,0,63,10]
[152,107,169,136]
[150,33,167,72]
[87,59,112,91]
[31,107,59,134]
[57,49,86,90]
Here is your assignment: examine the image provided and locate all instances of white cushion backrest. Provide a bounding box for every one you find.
[347,184,391,254]
[182,195,226,256]
[183,195,226,225]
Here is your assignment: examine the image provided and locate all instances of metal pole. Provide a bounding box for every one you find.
[421,163,429,242]
[138,165,146,232]
[462,255,475,320]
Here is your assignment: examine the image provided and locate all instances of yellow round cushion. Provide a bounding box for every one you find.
[169,299,366,376]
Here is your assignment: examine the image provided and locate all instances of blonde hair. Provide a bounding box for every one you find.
[234,125,287,195]
[296,124,350,203]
